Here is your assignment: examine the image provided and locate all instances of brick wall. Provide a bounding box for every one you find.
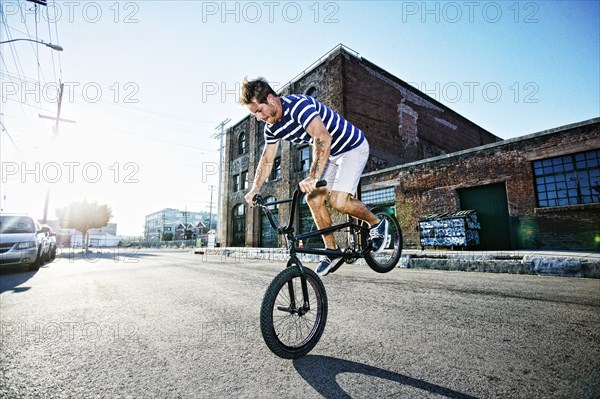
[341,53,500,171]
[362,120,600,251]
[221,46,508,247]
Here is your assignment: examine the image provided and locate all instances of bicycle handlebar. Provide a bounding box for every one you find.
[252,180,327,207]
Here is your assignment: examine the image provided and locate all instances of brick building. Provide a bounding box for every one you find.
[361,118,600,251]
[219,45,500,247]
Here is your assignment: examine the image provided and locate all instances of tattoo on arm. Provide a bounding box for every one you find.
[253,161,273,189]
[310,138,326,178]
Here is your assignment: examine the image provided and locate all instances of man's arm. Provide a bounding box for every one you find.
[299,116,332,193]
[244,141,279,205]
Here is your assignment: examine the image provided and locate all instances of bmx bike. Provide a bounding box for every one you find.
[252,180,402,359]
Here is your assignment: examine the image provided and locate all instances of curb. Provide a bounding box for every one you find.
[402,253,600,279]
[197,247,600,279]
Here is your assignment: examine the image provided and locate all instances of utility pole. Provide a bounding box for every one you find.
[39,82,75,223]
[41,82,63,224]
[207,185,216,232]
[183,206,189,240]
[212,118,231,240]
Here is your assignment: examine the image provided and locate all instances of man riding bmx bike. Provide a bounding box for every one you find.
[242,77,388,276]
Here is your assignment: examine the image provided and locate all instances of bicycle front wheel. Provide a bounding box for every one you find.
[260,266,327,359]
[363,211,403,273]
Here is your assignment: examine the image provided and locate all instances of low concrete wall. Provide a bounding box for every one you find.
[196,247,600,279]
[402,252,600,278]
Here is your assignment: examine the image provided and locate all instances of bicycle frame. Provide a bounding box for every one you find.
[254,182,371,273]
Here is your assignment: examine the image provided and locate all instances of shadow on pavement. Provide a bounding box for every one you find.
[577,361,600,399]
[0,270,36,294]
[293,355,478,399]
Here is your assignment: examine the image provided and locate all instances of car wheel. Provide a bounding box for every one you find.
[29,247,42,271]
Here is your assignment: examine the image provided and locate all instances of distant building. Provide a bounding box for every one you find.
[144,209,209,241]
[43,220,120,247]
[70,231,121,247]
[44,220,117,236]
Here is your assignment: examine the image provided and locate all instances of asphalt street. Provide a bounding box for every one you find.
[1,249,599,398]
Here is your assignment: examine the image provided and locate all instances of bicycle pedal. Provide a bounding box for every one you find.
[328,258,346,275]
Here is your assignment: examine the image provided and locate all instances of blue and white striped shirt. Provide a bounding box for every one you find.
[264,95,365,157]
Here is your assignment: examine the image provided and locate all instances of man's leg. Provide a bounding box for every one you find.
[308,188,345,276]
[330,191,379,226]
[306,187,338,249]
[330,191,389,253]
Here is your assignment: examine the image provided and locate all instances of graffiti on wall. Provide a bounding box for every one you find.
[418,210,480,248]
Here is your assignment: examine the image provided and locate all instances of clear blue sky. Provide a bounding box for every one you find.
[1,0,599,235]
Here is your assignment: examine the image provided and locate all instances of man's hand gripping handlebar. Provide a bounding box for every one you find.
[251,180,327,208]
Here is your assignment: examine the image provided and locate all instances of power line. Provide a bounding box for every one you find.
[0,121,24,156]
[45,9,58,83]
[16,3,49,86]
[0,69,218,138]
[51,0,62,80]
[1,94,217,154]
[1,14,36,121]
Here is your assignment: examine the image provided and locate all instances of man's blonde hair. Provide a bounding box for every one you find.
[240,77,276,105]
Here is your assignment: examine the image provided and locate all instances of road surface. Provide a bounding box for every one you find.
[1,249,599,398]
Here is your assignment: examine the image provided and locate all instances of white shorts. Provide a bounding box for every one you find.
[321,139,370,195]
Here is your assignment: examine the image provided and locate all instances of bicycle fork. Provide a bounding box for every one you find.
[277,257,311,316]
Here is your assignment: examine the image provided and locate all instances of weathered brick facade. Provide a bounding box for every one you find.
[220,45,501,247]
[342,54,498,170]
[362,119,600,251]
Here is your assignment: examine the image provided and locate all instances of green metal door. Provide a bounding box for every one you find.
[458,183,511,250]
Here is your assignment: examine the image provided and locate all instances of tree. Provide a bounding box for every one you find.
[56,200,112,248]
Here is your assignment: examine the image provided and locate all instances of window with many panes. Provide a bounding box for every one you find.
[299,146,310,175]
[241,170,248,190]
[306,86,318,99]
[238,132,247,156]
[533,149,600,207]
[232,174,240,192]
[362,187,396,206]
[271,157,281,181]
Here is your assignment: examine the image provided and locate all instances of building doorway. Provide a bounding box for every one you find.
[260,197,279,248]
[458,183,511,250]
[232,204,246,247]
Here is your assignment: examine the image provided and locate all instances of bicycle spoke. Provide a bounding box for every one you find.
[270,274,322,348]
[363,212,403,273]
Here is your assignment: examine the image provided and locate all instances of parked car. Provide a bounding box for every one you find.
[0,213,47,272]
[40,224,57,262]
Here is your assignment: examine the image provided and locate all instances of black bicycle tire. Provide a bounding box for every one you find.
[363,211,403,273]
[260,266,328,359]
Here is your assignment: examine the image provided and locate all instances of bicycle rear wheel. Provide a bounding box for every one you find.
[363,210,403,273]
[260,266,327,359]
